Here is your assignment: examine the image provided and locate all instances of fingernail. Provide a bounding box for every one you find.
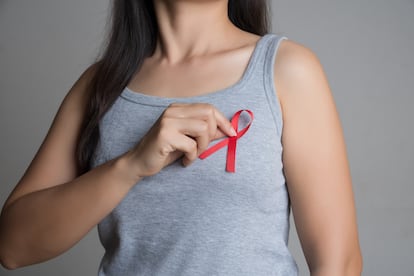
[229,127,237,137]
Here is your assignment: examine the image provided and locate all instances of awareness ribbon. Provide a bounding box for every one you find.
[199,109,254,173]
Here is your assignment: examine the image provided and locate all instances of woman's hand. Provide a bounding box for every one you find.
[124,103,237,178]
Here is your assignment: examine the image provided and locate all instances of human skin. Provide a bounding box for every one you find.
[0,0,362,274]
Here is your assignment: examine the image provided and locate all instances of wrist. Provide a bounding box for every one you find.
[112,151,144,188]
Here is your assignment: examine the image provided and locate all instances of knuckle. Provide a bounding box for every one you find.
[159,144,173,157]
[198,121,209,133]
[196,103,212,114]
[204,104,215,116]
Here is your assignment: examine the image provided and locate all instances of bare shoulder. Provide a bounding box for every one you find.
[273,38,334,116]
[63,63,98,109]
[276,38,319,63]
[274,39,328,96]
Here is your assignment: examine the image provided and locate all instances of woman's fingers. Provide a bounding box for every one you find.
[128,102,235,177]
[166,103,217,139]
[166,103,237,138]
[210,107,237,138]
[174,118,210,155]
[170,134,198,167]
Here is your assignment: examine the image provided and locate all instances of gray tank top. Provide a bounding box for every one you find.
[91,33,299,275]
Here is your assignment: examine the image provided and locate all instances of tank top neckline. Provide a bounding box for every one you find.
[120,33,274,107]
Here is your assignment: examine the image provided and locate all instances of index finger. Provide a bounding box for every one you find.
[213,108,237,138]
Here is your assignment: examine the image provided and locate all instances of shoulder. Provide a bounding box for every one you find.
[67,63,99,100]
[273,38,332,111]
[275,38,327,91]
[61,63,99,113]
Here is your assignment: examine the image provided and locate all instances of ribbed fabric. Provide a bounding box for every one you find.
[91,33,299,276]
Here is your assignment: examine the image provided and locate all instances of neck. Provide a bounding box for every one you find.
[153,0,238,64]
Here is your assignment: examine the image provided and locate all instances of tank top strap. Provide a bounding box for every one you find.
[257,33,288,137]
[247,33,287,76]
[261,33,288,78]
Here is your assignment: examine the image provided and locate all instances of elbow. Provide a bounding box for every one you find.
[0,238,23,270]
[0,252,20,270]
[1,260,19,271]
[309,249,363,276]
[341,246,363,275]
[0,226,57,270]
[347,250,363,275]
[0,239,30,270]
[0,226,23,270]
[0,237,34,270]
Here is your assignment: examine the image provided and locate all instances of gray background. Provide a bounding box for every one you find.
[0,0,413,275]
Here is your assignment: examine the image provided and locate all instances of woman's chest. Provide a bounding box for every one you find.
[93,93,286,222]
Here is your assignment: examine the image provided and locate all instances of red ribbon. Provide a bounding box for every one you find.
[199,109,254,172]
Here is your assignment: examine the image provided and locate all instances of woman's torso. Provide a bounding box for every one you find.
[91,33,298,276]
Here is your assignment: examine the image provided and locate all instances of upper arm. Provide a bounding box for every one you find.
[2,65,96,211]
[274,40,362,272]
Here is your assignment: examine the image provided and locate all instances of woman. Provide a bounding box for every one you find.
[0,0,362,275]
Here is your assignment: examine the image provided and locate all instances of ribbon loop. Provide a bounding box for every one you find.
[199,109,254,172]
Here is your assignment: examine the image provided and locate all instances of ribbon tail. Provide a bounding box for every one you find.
[226,136,237,172]
[199,138,229,159]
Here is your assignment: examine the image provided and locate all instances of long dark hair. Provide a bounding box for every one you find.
[76,0,270,174]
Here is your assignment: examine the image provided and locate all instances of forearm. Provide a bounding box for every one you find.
[0,154,140,269]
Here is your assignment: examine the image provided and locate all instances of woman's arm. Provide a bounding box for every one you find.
[0,65,236,270]
[0,65,142,269]
[274,40,363,275]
